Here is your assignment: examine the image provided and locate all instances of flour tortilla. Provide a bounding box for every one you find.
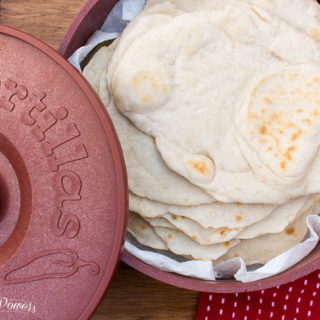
[129,192,276,229]
[145,216,174,229]
[154,227,240,260]
[131,192,312,241]
[235,64,320,183]
[108,99,215,205]
[111,4,320,204]
[216,209,312,265]
[146,0,320,41]
[83,0,320,267]
[146,214,243,245]
[127,211,168,250]
[236,195,314,239]
[243,0,320,41]
[83,39,119,106]
[83,46,112,94]
[84,41,215,206]
[106,0,180,89]
[163,213,242,245]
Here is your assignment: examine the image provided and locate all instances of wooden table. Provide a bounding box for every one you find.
[0,1,199,319]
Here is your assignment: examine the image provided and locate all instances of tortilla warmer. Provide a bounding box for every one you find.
[57,0,320,295]
[2,2,320,320]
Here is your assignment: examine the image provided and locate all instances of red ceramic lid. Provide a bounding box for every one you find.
[0,25,127,319]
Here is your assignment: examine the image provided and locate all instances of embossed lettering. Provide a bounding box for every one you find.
[54,106,69,121]
[0,79,27,112]
[20,91,46,126]
[53,170,82,208]
[31,111,57,142]
[51,208,80,239]
[48,143,88,172]
[0,77,89,242]
[41,122,80,156]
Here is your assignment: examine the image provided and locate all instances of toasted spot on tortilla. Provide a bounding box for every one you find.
[187,159,211,176]
[263,97,272,105]
[303,118,312,125]
[140,224,147,230]
[248,112,258,119]
[162,83,168,92]
[183,198,189,202]
[235,215,242,221]
[192,235,197,240]
[287,145,296,152]
[310,27,320,39]
[296,109,303,113]
[283,152,292,160]
[283,146,296,161]
[269,112,281,123]
[260,125,267,134]
[258,138,267,144]
[220,228,228,236]
[271,135,280,146]
[285,121,297,129]
[289,73,299,79]
[131,75,140,88]
[171,214,178,220]
[280,160,286,170]
[291,129,303,141]
[285,226,295,235]
[141,95,153,103]
[224,241,231,247]
[168,234,172,239]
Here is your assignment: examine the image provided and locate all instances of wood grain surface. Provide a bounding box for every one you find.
[0,1,199,319]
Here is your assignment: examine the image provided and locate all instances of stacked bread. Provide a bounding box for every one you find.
[83,0,320,265]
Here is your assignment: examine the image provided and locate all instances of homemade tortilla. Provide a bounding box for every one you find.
[111,3,320,204]
[83,0,320,268]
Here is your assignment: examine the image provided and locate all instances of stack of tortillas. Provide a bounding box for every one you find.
[83,0,320,266]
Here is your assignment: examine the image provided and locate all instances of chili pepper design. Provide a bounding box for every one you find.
[2,248,100,284]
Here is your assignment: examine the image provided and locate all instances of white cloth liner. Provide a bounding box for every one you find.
[69,0,320,282]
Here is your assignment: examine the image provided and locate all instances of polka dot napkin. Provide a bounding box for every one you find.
[196,269,320,320]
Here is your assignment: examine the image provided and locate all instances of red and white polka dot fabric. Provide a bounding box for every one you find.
[196,270,320,320]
